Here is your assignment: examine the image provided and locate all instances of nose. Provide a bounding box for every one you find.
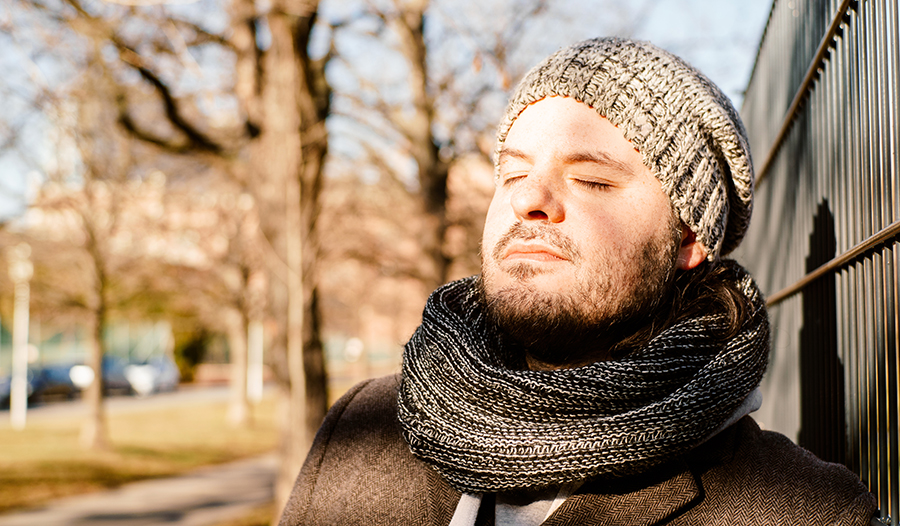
[509,174,565,223]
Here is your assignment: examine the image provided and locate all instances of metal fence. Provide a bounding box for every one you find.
[736,0,899,523]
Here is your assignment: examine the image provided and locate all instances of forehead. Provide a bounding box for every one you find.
[501,96,646,168]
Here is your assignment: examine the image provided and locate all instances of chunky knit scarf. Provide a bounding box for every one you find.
[398,263,769,493]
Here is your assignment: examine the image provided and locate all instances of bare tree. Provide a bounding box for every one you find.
[8,0,331,506]
[230,0,331,505]
[155,181,269,427]
[38,50,136,450]
[324,0,548,292]
[12,53,159,449]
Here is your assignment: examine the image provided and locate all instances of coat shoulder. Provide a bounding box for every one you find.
[694,416,877,526]
[278,374,439,526]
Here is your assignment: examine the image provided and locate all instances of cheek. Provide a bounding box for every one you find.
[591,190,671,242]
[482,194,511,251]
[574,205,633,249]
[570,206,665,268]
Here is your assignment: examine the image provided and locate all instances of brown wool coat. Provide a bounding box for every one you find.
[279,375,877,526]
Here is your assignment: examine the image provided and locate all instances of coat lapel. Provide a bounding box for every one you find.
[421,436,732,526]
[424,461,702,526]
[425,467,501,526]
[426,465,464,525]
[543,461,703,526]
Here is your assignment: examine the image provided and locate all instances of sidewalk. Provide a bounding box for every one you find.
[0,454,278,526]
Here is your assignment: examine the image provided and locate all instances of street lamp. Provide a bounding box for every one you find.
[247,320,264,404]
[7,243,33,431]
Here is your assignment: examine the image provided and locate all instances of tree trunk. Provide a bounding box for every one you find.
[230,0,328,515]
[227,310,250,427]
[81,218,110,451]
[258,0,319,513]
[295,0,331,446]
[392,0,451,289]
[303,287,327,432]
[80,308,109,450]
[283,168,306,513]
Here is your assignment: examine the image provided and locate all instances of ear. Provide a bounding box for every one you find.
[676,224,707,270]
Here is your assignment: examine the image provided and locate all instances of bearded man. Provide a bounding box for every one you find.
[279,38,877,526]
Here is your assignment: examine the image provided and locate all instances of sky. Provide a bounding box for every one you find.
[0,0,773,222]
[635,0,773,105]
[518,0,773,106]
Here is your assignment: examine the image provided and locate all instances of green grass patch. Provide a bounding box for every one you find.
[209,501,276,526]
[0,396,278,513]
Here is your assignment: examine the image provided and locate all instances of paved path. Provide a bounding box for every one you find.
[0,386,236,428]
[0,454,278,526]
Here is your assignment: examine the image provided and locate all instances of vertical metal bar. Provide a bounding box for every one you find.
[857,6,870,487]
[875,0,890,229]
[885,242,898,526]
[868,256,879,504]
[884,243,900,526]
[892,0,900,225]
[838,20,861,476]
[850,261,863,478]
[826,59,841,462]
[878,2,900,522]
[858,259,870,490]
[873,2,895,522]
[878,250,889,516]
[863,0,882,501]
[813,61,829,459]
[890,2,900,522]
[829,16,851,470]
[846,0,858,479]
[825,0,841,467]
[852,4,873,489]
[844,10,860,479]
[866,0,890,515]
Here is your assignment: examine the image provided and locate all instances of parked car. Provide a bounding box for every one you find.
[0,366,66,407]
[0,374,13,408]
[47,357,131,397]
[69,355,165,396]
[31,362,79,401]
[1,354,182,405]
[124,355,180,396]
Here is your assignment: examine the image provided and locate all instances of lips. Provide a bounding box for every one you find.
[491,222,580,264]
[502,242,568,262]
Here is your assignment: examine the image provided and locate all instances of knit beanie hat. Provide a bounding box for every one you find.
[496,37,754,259]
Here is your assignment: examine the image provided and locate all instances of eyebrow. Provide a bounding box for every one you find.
[498,147,637,177]
[497,147,531,165]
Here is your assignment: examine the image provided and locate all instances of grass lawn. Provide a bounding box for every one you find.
[0,394,279,514]
[210,502,276,526]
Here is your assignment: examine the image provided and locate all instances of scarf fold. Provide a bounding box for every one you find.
[398,261,769,493]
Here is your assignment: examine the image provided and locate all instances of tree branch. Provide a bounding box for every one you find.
[115,44,225,154]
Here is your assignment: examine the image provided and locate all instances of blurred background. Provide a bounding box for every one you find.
[0,0,771,524]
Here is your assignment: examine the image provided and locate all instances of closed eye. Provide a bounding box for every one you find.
[501,173,528,186]
[572,179,610,191]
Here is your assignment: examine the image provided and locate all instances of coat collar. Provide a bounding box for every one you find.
[542,419,745,525]
[544,461,703,526]
[427,460,702,526]
[425,418,749,526]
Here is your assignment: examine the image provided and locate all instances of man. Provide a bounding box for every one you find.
[280,38,877,525]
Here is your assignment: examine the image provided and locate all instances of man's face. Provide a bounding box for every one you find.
[480,96,685,366]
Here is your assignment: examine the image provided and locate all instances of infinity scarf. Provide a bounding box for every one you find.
[398,262,769,493]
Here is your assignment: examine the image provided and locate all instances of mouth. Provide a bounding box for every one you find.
[501,242,569,262]
[489,222,580,266]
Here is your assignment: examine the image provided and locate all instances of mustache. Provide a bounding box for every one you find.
[491,222,581,262]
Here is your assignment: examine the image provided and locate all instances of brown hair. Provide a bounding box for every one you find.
[609,259,752,359]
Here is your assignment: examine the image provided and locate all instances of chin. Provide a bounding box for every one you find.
[497,260,574,286]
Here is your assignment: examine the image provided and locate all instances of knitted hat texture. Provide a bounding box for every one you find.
[496,37,755,259]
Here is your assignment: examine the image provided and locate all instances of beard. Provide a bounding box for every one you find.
[478,216,683,367]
